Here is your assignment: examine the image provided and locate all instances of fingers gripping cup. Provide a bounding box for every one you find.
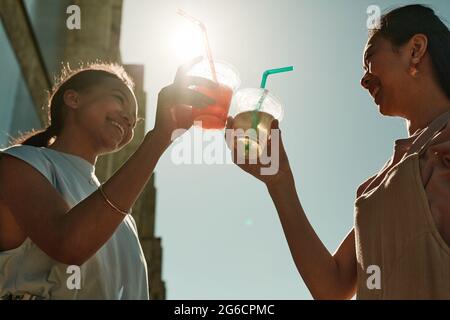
[231,66,293,160]
[188,59,240,129]
[232,88,283,160]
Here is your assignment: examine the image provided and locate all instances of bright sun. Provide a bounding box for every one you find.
[170,20,204,61]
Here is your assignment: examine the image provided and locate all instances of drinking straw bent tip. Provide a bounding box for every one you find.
[260,66,294,88]
[176,8,206,30]
[177,8,217,83]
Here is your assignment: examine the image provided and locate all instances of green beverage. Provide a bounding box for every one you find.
[233,111,275,159]
[231,88,283,161]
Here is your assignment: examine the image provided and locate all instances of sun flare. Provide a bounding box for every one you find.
[170,21,204,61]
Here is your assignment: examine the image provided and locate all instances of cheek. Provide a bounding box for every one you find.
[377,54,408,83]
[92,115,109,135]
[79,97,107,117]
[76,108,105,130]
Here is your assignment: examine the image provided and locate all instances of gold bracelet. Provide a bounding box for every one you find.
[98,184,131,216]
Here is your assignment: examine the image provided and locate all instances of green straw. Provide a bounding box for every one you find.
[260,66,294,89]
[250,66,294,131]
[245,66,293,156]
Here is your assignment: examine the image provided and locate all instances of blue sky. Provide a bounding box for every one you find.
[120,0,450,299]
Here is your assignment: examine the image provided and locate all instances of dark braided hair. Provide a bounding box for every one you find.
[12,62,135,147]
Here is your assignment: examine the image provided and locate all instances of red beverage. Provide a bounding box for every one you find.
[192,84,233,129]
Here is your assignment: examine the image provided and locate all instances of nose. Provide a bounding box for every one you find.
[360,72,371,90]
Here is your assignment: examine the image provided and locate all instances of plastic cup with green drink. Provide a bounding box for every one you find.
[231,67,293,160]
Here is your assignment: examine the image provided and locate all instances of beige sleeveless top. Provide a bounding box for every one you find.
[355,110,450,299]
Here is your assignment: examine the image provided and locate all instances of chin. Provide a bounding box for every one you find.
[377,102,396,117]
[377,105,389,116]
[114,143,127,152]
[99,134,131,155]
[98,146,118,156]
[98,139,122,155]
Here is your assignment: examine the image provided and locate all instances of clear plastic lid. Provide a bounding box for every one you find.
[231,88,284,120]
[187,58,241,91]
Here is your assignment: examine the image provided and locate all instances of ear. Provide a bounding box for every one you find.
[409,33,428,65]
[63,89,80,110]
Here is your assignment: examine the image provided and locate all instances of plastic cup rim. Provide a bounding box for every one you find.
[188,58,241,90]
[234,88,284,121]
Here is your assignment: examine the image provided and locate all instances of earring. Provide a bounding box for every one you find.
[410,57,420,77]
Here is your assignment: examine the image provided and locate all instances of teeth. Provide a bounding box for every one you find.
[110,120,125,136]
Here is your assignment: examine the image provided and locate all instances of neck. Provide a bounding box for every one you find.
[48,128,98,166]
[404,82,450,136]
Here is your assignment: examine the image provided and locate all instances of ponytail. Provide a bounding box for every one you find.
[14,125,58,147]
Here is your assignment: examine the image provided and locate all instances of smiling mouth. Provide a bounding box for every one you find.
[108,119,125,137]
[371,86,380,98]
[371,87,382,104]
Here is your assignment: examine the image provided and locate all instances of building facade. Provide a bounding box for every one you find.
[0,0,165,299]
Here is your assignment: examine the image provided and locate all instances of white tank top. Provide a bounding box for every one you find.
[0,145,149,300]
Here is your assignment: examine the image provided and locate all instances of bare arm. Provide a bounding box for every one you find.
[0,59,216,265]
[226,118,357,299]
[267,175,356,299]
[0,131,167,265]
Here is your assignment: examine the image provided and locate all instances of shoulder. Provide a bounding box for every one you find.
[1,144,42,157]
[433,116,450,142]
[356,175,377,198]
[0,145,53,183]
[356,159,391,198]
[425,118,450,165]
